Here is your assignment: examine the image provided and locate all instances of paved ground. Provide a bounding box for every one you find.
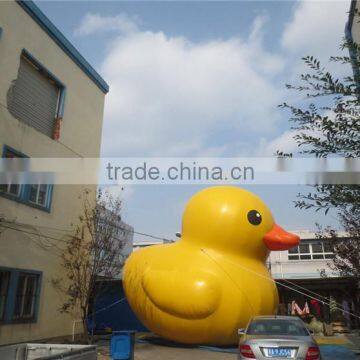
[96,336,237,360]
[134,343,236,360]
[97,341,237,360]
[96,333,360,359]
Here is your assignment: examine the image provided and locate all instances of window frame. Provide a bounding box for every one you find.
[28,184,50,207]
[1,183,21,197]
[0,270,10,321]
[0,145,54,212]
[21,49,66,122]
[0,146,27,202]
[13,272,40,321]
[0,267,42,325]
[8,50,66,140]
[288,240,334,261]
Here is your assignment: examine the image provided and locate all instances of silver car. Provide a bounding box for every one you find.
[238,315,321,360]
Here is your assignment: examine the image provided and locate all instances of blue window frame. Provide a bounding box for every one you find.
[0,145,53,212]
[17,1,109,94]
[0,267,42,324]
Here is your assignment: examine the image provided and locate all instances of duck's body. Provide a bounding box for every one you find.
[124,242,277,344]
[123,186,299,345]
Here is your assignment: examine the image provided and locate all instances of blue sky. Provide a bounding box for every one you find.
[36,1,351,242]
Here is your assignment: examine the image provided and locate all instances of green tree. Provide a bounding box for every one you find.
[278,33,360,281]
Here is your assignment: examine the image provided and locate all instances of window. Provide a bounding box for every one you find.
[0,183,20,197]
[1,145,53,212]
[299,244,311,260]
[0,147,23,198]
[247,319,309,336]
[13,273,39,321]
[0,271,10,321]
[288,241,334,261]
[29,184,49,207]
[7,50,65,139]
[0,268,42,324]
[324,242,334,253]
[288,246,299,261]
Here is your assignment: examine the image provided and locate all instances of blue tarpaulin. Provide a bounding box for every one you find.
[319,345,358,359]
[91,281,147,333]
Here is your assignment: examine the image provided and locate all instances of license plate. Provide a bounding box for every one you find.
[267,348,292,357]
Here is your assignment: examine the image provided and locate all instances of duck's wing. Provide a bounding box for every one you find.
[142,269,221,319]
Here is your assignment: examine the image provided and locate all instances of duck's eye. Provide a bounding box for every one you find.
[247,210,262,225]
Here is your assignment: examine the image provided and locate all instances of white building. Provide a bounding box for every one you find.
[117,220,134,278]
[268,230,346,280]
[133,240,163,251]
[98,211,133,280]
[113,220,134,260]
[268,230,355,325]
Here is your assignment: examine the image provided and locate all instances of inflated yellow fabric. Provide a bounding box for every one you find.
[123,186,295,345]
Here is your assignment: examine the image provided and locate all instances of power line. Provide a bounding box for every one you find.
[0,222,73,244]
[87,249,360,323]
[92,297,126,315]
[0,222,70,244]
[201,248,360,321]
[280,278,353,317]
[281,278,330,303]
[5,220,355,317]
[1,216,173,243]
[0,223,65,257]
[0,101,83,158]
[131,229,171,242]
[2,219,358,320]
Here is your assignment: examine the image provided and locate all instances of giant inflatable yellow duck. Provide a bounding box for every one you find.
[123,186,299,345]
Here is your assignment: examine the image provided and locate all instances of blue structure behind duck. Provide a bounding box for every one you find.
[92,280,148,333]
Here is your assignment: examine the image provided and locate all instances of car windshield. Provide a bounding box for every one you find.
[247,319,309,336]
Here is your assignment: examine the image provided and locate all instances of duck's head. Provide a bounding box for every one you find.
[181,186,299,260]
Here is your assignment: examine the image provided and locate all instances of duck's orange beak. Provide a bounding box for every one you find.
[263,224,300,251]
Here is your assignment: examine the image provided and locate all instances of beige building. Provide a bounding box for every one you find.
[0,0,108,344]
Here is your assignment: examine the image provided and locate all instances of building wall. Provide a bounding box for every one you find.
[0,1,105,158]
[351,0,360,44]
[119,221,134,260]
[268,230,345,280]
[102,219,134,280]
[0,1,105,344]
[132,240,163,252]
[269,250,333,280]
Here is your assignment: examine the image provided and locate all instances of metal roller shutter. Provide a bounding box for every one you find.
[8,56,60,137]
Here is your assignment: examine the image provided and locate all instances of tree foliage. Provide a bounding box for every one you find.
[278,32,360,280]
[317,209,360,279]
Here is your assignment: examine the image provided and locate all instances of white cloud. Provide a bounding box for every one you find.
[74,13,139,37]
[98,15,286,156]
[76,2,350,158]
[258,114,332,156]
[257,130,299,156]
[282,1,349,57]
[253,1,352,157]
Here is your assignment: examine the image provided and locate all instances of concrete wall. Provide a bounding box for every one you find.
[269,249,333,280]
[351,0,360,45]
[0,1,105,344]
[117,221,133,279]
[119,221,134,259]
[268,231,344,280]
